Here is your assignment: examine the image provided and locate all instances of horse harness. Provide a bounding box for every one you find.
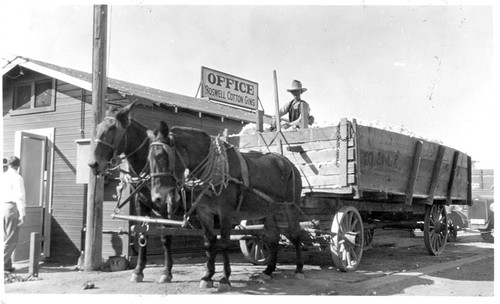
[96,116,152,215]
[149,134,300,227]
[95,116,150,173]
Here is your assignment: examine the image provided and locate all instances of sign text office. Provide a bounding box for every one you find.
[201,67,258,110]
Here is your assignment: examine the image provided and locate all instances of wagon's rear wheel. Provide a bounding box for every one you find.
[424,203,448,255]
[238,220,270,265]
[447,219,458,242]
[330,206,364,272]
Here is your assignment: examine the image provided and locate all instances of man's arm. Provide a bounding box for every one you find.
[14,175,26,225]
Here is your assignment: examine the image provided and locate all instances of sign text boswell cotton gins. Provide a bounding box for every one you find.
[201,67,258,110]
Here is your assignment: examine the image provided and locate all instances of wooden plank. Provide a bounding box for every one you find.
[406,141,423,205]
[467,155,472,205]
[296,162,340,178]
[446,151,460,204]
[29,232,42,277]
[301,174,343,189]
[232,125,338,149]
[338,118,348,186]
[427,145,446,204]
[298,101,309,129]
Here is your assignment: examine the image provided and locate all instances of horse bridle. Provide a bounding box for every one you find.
[95,116,128,164]
[148,138,187,187]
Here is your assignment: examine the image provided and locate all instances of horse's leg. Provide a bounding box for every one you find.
[261,215,280,281]
[287,203,304,279]
[131,200,148,282]
[131,233,147,282]
[198,212,217,288]
[217,213,232,292]
[158,234,173,283]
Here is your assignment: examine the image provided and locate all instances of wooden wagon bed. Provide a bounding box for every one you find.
[228,118,472,206]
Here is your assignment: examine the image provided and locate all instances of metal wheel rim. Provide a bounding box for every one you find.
[330,206,364,272]
[424,204,448,255]
[238,220,270,265]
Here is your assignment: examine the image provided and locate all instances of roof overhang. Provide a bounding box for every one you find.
[4,61,92,91]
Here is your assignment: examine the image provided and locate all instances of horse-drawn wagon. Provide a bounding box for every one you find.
[91,103,471,288]
[227,118,472,271]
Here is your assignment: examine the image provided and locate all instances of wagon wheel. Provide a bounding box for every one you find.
[424,203,448,255]
[447,219,458,243]
[238,220,270,265]
[330,206,364,272]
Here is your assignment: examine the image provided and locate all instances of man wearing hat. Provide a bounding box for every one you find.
[2,156,26,273]
[271,80,314,131]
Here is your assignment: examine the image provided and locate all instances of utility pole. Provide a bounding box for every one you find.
[85,4,108,271]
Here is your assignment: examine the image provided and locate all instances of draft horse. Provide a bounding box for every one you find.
[88,102,175,283]
[148,121,305,291]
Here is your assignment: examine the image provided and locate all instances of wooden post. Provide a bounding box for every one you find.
[273,70,283,155]
[299,102,309,129]
[405,140,423,205]
[446,151,460,205]
[256,109,264,132]
[29,232,42,277]
[427,145,446,205]
[85,4,108,271]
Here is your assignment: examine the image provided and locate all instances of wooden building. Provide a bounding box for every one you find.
[2,56,264,264]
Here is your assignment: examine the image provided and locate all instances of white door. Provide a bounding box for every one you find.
[12,132,46,262]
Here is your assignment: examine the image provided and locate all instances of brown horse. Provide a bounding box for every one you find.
[88,102,175,283]
[147,121,305,291]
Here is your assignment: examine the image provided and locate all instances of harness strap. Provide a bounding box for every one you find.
[231,147,250,212]
[233,148,249,188]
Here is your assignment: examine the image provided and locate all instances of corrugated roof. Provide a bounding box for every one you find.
[4,57,262,122]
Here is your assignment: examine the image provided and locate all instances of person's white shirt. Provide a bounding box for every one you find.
[1,167,27,221]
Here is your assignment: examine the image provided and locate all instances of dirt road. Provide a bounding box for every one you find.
[2,229,494,299]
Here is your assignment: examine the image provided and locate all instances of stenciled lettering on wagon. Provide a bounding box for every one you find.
[361,150,400,169]
[201,66,258,110]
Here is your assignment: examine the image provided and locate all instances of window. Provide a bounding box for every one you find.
[11,79,56,115]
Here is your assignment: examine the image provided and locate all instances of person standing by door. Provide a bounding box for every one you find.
[2,156,26,273]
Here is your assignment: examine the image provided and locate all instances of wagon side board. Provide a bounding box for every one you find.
[355,123,470,204]
[228,118,471,205]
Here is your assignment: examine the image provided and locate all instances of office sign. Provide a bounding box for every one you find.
[201,66,258,110]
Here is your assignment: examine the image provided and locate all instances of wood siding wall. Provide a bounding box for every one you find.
[3,78,92,263]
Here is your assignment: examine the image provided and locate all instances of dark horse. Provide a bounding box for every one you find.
[88,102,175,283]
[147,121,305,291]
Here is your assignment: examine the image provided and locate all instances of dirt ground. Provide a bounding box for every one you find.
[2,229,495,300]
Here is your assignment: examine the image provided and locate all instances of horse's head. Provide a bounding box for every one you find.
[88,101,136,176]
[147,121,185,216]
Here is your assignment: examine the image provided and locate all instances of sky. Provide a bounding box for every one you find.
[1,1,498,169]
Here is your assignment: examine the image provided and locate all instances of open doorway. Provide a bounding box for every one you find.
[13,128,54,261]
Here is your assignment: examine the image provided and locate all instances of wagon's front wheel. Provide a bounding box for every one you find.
[330,206,364,272]
[238,220,271,265]
[424,203,448,255]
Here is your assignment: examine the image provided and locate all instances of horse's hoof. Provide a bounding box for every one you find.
[199,279,214,288]
[158,274,172,283]
[257,273,272,284]
[130,273,144,282]
[217,282,231,292]
[294,272,305,280]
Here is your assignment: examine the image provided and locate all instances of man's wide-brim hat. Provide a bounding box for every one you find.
[287,80,307,93]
